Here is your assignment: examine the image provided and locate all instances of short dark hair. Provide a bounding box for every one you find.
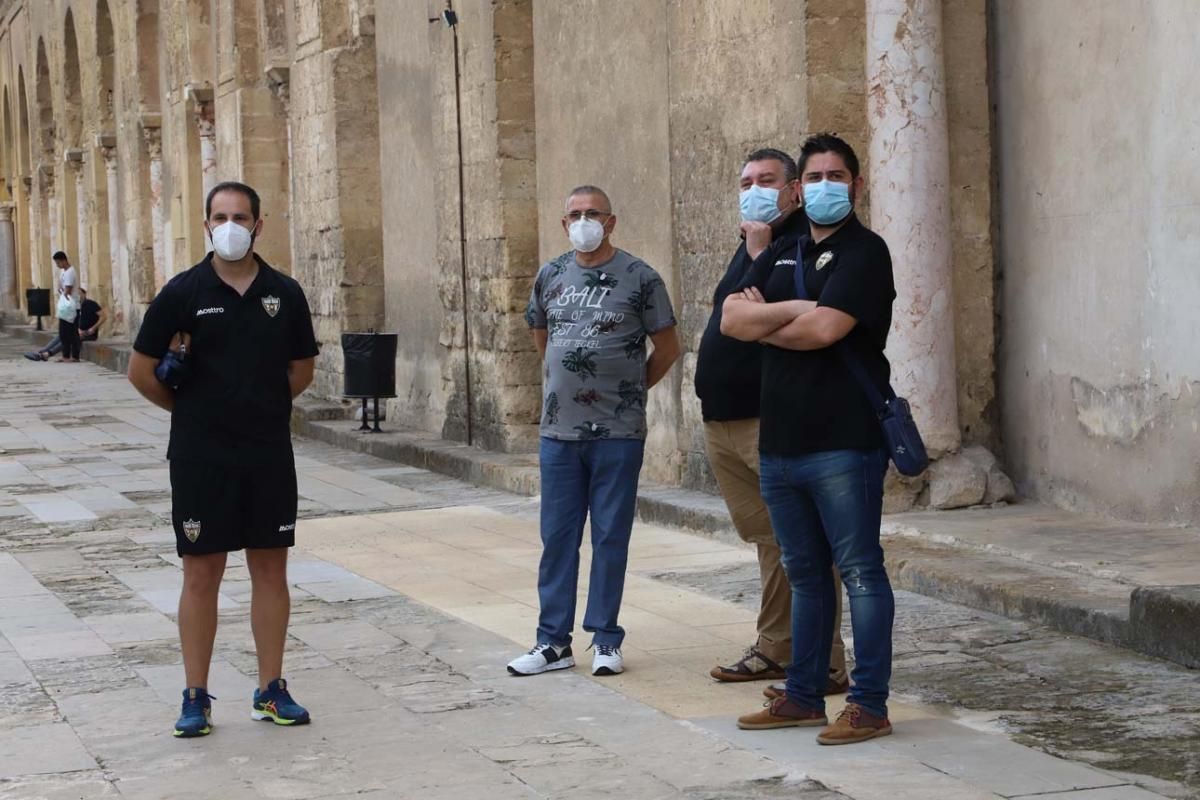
[566,185,611,212]
[206,181,261,221]
[797,133,860,179]
[744,148,798,182]
[52,251,68,262]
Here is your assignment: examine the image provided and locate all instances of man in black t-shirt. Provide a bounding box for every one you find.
[24,289,104,361]
[128,181,320,739]
[695,149,847,693]
[722,135,897,746]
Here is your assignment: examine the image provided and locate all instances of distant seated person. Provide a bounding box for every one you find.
[24,289,105,362]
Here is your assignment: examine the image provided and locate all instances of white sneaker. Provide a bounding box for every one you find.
[591,644,624,676]
[507,643,575,676]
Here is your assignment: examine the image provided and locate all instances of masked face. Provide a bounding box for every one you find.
[739,185,783,224]
[208,221,255,261]
[567,217,606,253]
[802,180,853,226]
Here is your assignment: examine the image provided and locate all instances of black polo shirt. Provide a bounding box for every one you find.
[738,214,896,457]
[133,254,320,464]
[695,210,808,422]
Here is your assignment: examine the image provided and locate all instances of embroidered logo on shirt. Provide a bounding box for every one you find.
[196,307,225,316]
[182,519,202,543]
[774,259,797,268]
[816,252,835,271]
[261,296,281,318]
[278,523,296,533]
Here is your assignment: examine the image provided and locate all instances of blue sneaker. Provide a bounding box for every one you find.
[251,678,311,726]
[174,688,215,738]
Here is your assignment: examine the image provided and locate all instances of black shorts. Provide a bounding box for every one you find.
[169,457,298,557]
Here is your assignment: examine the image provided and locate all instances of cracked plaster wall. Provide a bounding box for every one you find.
[994,0,1200,524]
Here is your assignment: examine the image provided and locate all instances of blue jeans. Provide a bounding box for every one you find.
[536,437,645,648]
[759,448,893,719]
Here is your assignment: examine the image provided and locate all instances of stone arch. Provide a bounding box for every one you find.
[33,40,56,289]
[91,0,121,322]
[62,9,87,288]
[34,39,54,162]
[15,71,35,297]
[213,0,292,270]
[136,0,161,112]
[0,88,13,309]
[96,0,117,130]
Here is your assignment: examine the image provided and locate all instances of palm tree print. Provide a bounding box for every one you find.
[614,380,645,419]
[573,388,601,406]
[549,254,571,278]
[623,334,646,360]
[583,271,619,290]
[561,348,599,381]
[573,422,611,440]
[628,289,653,315]
[543,392,560,426]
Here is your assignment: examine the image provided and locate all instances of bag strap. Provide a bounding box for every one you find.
[793,241,894,417]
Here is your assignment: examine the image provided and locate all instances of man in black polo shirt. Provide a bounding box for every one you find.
[128,181,320,738]
[722,134,897,745]
[696,149,847,694]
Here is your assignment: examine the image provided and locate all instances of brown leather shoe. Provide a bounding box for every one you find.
[737,697,828,730]
[816,702,892,745]
[710,647,786,683]
[762,673,849,700]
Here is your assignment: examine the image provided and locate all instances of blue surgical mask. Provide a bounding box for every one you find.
[739,185,782,224]
[803,180,853,226]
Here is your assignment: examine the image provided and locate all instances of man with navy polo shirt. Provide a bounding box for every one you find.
[128,181,320,738]
[722,134,898,745]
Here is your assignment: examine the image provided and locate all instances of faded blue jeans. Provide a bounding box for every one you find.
[536,437,645,649]
[759,448,893,719]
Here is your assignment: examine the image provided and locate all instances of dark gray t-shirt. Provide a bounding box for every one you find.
[526,249,676,441]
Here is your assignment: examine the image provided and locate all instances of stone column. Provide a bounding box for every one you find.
[101,140,126,328]
[0,203,16,309]
[266,66,297,274]
[188,85,218,206]
[67,149,90,291]
[866,0,961,453]
[143,124,166,290]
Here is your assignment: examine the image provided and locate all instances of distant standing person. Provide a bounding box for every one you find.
[127,181,320,738]
[53,251,81,362]
[509,185,680,678]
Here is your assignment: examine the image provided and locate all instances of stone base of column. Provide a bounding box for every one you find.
[885,446,1016,513]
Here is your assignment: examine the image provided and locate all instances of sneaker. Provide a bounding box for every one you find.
[174,688,215,738]
[22,352,40,361]
[737,696,828,730]
[816,702,892,745]
[507,643,575,676]
[591,644,623,676]
[251,678,311,726]
[763,672,849,700]
[710,646,786,682]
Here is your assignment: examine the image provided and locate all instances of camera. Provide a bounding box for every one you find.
[155,343,191,390]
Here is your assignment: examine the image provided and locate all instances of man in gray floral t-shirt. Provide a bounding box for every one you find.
[508,185,680,679]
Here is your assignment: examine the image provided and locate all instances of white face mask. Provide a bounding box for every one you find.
[209,221,254,261]
[568,217,606,253]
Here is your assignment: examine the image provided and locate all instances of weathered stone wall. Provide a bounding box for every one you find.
[533,1,680,482]
[994,0,1200,524]
[376,0,539,450]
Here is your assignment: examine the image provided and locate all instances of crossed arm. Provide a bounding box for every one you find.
[720,287,857,351]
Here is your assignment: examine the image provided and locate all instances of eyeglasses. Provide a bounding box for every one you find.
[564,209,612,222]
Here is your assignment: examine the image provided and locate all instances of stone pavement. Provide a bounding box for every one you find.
[0,332,1194,800]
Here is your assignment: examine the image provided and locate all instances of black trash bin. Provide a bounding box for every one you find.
[342,332,398,432]
[25,288,50,331]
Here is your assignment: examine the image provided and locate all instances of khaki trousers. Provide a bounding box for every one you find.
[703,419,846,679]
